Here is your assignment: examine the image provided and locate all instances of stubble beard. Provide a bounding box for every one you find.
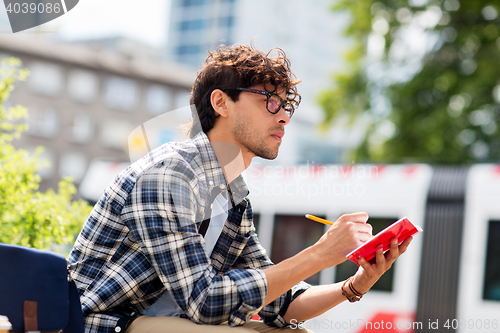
[232,118,280,160]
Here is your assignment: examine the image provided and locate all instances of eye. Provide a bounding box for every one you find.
[268,96,280,111]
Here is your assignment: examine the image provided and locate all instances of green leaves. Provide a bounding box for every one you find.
[0,58,91,251]
[322,0,500,163]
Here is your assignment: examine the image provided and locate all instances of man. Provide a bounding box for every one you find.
[68,44,412,333]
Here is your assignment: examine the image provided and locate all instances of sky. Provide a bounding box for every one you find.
[0,0,171,48]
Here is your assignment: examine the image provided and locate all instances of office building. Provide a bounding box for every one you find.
[165,0,358,165]
[0,35,196,200]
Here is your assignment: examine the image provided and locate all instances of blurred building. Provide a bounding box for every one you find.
[166,0,237,68]
[0,35,196,199]
[165,0,359,165]
[66,36,164,63]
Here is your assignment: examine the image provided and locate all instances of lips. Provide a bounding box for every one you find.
[271,132,284,141]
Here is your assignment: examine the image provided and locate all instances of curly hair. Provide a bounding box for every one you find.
[188,44,301,137]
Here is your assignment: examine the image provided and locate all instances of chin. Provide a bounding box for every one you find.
[259,151,279,160]
[251,143,280,160]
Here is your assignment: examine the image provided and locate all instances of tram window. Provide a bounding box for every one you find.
[271,214,325,285]
[334,217,397,292]
[483,220,500,301]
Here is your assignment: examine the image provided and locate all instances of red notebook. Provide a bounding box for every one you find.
[346,217,422,265]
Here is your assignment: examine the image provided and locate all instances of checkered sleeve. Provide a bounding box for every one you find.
[125,160,267,326]
[233,230,311,327]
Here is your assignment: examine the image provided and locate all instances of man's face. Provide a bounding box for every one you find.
[230,84,291,160]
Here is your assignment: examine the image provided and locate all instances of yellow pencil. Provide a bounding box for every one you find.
[305,214,374,237]
[305,214,334,226]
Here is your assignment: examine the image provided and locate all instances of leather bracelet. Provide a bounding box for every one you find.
[349,278,365,297]
[341,277,365,302]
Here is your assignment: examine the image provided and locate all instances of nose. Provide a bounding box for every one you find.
[275,107,291,126]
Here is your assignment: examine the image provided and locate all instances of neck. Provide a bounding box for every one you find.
[207,137,250,185]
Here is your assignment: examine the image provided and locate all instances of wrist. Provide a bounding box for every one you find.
[341,277,367,303]
[312,241,346,269]
[351,275,370,295]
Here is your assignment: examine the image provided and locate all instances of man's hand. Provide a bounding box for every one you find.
[284,232,412,322]
[351,236,413,294]
[281,221,413,324]
[314,212,373,268]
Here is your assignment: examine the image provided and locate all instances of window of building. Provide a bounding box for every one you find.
[177,44,201,55]
[334,217,398,292]
[68,70,98,103]
[27,106,59,138]
[28,147,54,179]
[174,90,192,110]
[104,76,138,111]
[483,220,500,301]
[158,129,176,146]
[145,85,172,115]
[297,138,343,164]
[59,152,87,183]
[271,214,325,285]
[179,0,207,7]
[179,19,207,31]
[28,62,63,96]
[218,16,234,28]
[71,113,93,143]
[100,120,133,151]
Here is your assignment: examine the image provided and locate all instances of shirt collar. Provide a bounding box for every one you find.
[191,132,249,205]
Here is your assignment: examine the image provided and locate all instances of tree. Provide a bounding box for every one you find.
[319,0,500,163]
[0,57,92,250]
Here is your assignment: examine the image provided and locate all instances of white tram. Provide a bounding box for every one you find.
[243,163,500,333]
[80,161,500,333]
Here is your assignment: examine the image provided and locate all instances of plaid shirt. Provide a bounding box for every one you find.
[68,132,310,333]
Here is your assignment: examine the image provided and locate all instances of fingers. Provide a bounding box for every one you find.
[384,238,400,262]
[357,256,372,274]
[336,212,369,224]
[380,236,414,264]
[335,212,372,241]
[358,245,384,270]
[377,245,387,263]
[399,236,413,254]
[351,223,372,242]
[362,237,413,269]
[318,212,372,266]
[354,236,414,294]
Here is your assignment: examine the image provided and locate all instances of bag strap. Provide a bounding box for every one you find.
[23,300,38,332]
[198,186,224,237]
[63,280,85,333]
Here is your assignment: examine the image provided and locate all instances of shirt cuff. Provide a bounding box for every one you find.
[226,268,267,326]
[263,280,311,328]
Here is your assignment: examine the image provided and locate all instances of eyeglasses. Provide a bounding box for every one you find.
[222,87,300,118]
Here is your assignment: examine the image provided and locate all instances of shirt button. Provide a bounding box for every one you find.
[209,180,214,185]
[115,327,122,332]
[219,184,225,189]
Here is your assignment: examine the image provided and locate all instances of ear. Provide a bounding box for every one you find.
[211,89,230,118]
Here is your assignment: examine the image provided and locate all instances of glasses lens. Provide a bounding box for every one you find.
[284,102,294,118]
[267,95,282,113]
